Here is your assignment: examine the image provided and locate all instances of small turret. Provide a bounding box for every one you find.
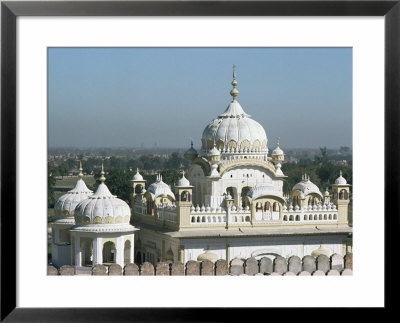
[131,168,146,208]
[332,171,350,226]
[184,140,198,162]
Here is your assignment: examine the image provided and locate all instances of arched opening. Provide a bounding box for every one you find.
[103,241,116,264]
[289,215,294,221]
[146,197,154,215]
[333,214,337,220]
[329,214,332,220]
[232,216,237,222]
[314,214,318,220]
[124,240,131,265]
[245,216,250,222]
[201,216,206,223]
[135,184,143,194]
[319,214,322,220]
[80,238,93,267]
[264,201,271,212]
[181,190,191,202]
[296,215,300,221]
[292,195,300,208]
[226,186,238,206]
[309,214,313,220]
[241,186,252,208]
[283,215,288,221]
[197,216,200,223]
[273,202,280,212]
[191,217,195,223]
[135,251,142,264]
[256,202,263,212]
[339,189,346,200]
[304,214,308,220]
[324,214,327,220]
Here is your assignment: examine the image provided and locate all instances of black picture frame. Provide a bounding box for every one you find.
[1,0,398,321]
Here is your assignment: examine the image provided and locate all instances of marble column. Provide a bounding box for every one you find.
[74,235,81,267]
[92,237,103,265]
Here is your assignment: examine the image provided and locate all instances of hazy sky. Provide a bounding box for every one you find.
[48,47,352,150]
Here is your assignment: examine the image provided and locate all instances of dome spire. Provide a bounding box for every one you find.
[78,161,83,179]
[99,162,106,183]
[230,64,239,102]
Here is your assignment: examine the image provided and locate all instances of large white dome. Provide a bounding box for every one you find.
[73,167,132,228]
[201,70,268,154]
[54,167,92,217]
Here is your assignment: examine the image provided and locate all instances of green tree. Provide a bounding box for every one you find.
[57,162,69,179]
[48,166,57,208]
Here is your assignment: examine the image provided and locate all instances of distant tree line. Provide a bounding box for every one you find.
[48,148,352,208]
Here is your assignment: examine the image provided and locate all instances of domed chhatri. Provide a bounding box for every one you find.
[335,170,348,185]
[73,164,133,229]
[132,168,144,181]
[67,164,137,268]
[292,174,323,198]
[311,244,332,258]
[197,249,219,263]
[201,66,268,155]
[184,140,198,161]
[176,171,192,188]
[54,161,92,218]
[146,174,175,201]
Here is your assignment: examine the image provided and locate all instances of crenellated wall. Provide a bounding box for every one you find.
[48,253,353,276]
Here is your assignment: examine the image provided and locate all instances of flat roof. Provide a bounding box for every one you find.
[132,221,352,239]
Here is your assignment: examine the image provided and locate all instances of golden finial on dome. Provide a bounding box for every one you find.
[100,162,106,183]
[78,161,83,179]
[230,64,239,101]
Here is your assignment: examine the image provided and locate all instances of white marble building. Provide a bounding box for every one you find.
[132,68,352,265]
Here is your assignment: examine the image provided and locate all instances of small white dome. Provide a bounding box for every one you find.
[208,145,221,156]
[292,175,323,198]
[272,146,284,156]
[311,245,332,258]
[74,182,131,225]
[335,171,347,185]
[197,250,219,263]
[54,178,92,217]
[146,174,175,200]
[132,168,144,181]
[176,171,192,187]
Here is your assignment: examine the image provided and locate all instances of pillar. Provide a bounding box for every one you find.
[178,245,185,264]
[74,235,81,267]
[92,237,103,265]
[226,244,230,261]
[116,236,124,266]
[130,235,134,264]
